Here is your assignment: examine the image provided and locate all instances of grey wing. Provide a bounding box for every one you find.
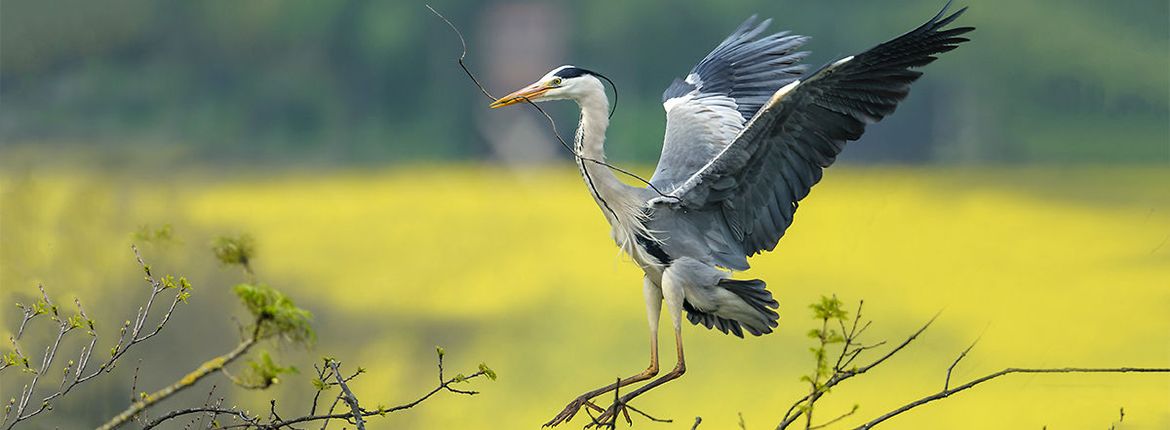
[649,16,809,191]
[659,3,973,270]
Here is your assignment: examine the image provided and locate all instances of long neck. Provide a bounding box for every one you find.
[575,85,631,219]
[574,89,609,155]
[573,86,652,258]
[574,89,625,211]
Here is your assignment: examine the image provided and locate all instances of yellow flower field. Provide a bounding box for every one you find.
[1,165,1167,429]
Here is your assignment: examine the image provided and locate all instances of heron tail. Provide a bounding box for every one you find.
[684,278,779,338]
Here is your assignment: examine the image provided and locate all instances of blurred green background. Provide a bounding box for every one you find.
[2,0,1166,166]
[1,0,1168,429]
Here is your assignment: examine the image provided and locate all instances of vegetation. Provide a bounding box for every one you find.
[2,1,1165,427]
[1,233,495,429]
[1,166,1167,428]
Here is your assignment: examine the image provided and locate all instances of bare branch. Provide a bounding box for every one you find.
[853,313,938,375]
[99,325,260,430]
[328,360,365,430]
[141,354,491,430]
[808,404,858,430]
[944,337,980,391]
[778,313,938,429]
[855,367,1170,429]
[624,403,672,425]
[424,4,678,201]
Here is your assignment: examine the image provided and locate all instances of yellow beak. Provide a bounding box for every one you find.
[489,83,550,108]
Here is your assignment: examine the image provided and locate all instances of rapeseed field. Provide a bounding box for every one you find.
[1,166,1167,429]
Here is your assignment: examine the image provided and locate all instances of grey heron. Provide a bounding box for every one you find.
[489,3,972,426]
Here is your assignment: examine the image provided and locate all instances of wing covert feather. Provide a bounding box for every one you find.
[658,3,974,267]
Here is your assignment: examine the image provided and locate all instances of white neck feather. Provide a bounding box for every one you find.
[572,81,655,263]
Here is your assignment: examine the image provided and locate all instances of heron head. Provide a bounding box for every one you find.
[489,65,605,108]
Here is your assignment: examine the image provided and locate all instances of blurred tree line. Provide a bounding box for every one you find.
[1,0,1166,166]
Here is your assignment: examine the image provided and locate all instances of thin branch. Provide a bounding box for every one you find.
[130,359,142,403]
[99,325,261,430]
[143,406,255,430]
[854,367,1170,429]
[377,371,486,415]
[4,286,79,429]
[319,392,343,430]
[944,337,981,391]
[778,314,938,429]
[808,405,858,430]
[328,361,365,430]
[425,4,679,201]
[143,355,489,430]
[204,397,228,430]
[853,313,938,375]
[190,384,219,430]
[625,403,672,425]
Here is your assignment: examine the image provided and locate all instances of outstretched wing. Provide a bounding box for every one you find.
[659,3,973,269]
[650,17,809,191]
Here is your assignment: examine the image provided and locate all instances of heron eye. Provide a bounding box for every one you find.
[551,78,563,86]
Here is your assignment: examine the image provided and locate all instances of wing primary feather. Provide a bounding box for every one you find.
[659,3,973,263]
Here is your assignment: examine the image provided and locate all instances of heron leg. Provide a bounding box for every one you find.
[543,278,662,428]
[588,271,687,428]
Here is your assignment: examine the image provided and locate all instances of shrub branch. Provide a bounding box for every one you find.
[140,350,494,429]
[97,325,262,430]
[1,246,190,429]
[775,296,1170,430]
[855,367,1170,428]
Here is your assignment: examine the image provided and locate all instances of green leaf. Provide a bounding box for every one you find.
[238,350,297,388]
[478,363,497,381]
[809,295,848,321]
[233,283,314,346]
[66,314,84,329]
[212,234,256,269]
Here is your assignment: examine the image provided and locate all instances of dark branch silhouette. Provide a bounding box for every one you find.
[770,296,1169,430]
[855,367,1169,429]
[141,354,493,429]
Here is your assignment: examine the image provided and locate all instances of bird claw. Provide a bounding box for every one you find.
[585,402,632,429]
[543,396,603,427]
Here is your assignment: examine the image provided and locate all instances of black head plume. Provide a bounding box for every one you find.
[554,66,618,119]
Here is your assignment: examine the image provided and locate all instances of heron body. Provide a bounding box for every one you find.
[489,3,973,426]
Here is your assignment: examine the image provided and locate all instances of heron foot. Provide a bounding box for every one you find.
[586,363,685,428]
[585,396,671,429]
[543,365,660,427]
[543,395,605,427]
